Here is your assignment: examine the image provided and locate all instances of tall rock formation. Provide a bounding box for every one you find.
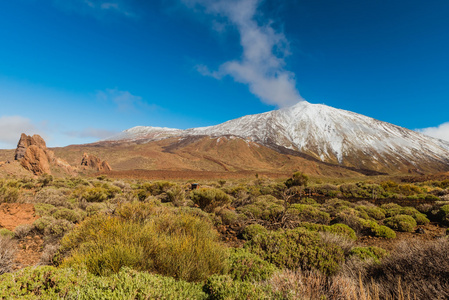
[14,133,47,160]
[14,134,52,175]
[81,153,112,171]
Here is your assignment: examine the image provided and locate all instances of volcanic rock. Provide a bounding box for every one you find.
[20,145,51,175]
[81,153,112,171]
[14,133,47,160]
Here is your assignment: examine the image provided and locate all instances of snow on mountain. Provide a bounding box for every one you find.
[105,101,449,172]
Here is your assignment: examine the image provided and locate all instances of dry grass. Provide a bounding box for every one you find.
[268,268,418,300]
[339,238,449,299]
[0,236,17,275]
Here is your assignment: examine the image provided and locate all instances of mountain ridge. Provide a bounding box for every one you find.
[102,101,449,174]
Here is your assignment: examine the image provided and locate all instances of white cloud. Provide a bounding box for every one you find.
[417,122,449,142]
[65,127,119,140]
[184,0,303,107]
[53,0,136,18]
[96,88,151,112]
[0,116,45,149]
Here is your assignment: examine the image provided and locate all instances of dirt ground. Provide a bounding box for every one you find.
[0,203,43,270]
[0,203,39,231]
[96,169,291,180]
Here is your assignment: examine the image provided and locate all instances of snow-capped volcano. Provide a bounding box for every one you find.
[105,101,449,173]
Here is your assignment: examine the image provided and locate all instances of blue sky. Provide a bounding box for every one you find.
[0,0,448,148]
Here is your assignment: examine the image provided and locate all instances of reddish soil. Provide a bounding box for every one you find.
[97,169,291,180]
[0,203,39,231]
[13,235,44,270]
[0,203,43,270]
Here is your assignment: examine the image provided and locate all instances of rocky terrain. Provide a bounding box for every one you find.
[103,101,449,175]
[0,134,111,177]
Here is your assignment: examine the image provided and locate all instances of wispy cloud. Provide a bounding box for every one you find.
[96,88,157,112]
[417,122,449,142]
[0,116,46,149]
[65,127,119,140]
[53,0,136,18]
[184,0,303,107]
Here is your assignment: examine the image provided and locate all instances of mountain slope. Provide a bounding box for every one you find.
[104,101,449,174]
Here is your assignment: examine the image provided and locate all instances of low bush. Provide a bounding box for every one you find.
[0,266,207,299]
[285,171,309,188]
[33,216,74,237]
[0,229,14,238]
[14,224,34,239]
[296,222,357,241]
[383,214,417,232]
[437,204,449,225]
[241,224,267,241]
[61,207,228,282]
[227,248,277,281]
[52,207,85,223]
[356,205,385,220]
[81,187,109,202]
[190,188,232,212]
[203,274,276,300]
[0,186,20,203]
[236,195,284,221]
[370,224,396,239]
[246,227,345,275]
[287,204,331,225]
[216,208,246,225]
[349,246,388,263]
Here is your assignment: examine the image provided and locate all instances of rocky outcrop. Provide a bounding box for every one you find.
[19,145,51,175]
[81,153,112,171]
[13,133,76,176]
[14,133,46,160]
[14,134,53,175]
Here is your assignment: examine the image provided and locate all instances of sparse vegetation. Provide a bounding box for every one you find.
[0,173,448,299]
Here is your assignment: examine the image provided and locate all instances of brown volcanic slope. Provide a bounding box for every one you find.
[50,136,371,178]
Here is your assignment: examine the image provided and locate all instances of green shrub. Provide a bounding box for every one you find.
[34,203,57,217]
[85,202,108,216]
[246,227,345,275]
[227,248,277,281]
[384,215,417,232]
[285,172,309,188]
[33,216,73,237]
[190,188,232,212]
[349,246,388,263]
[0,186,20,203]
[242,224,267,241]
[61,207,228,282]
[217,209,246,225]
[0,266,207,299]
[0,228,14,238]
[203,275,276,300]
[237,195,284,221]
[82,187,109,202]
[356,205,385,220]
[288,204,331,224]
[371,225,396,238]
[383,205,431,225]
[296,222,357,241]
[115,200,162,223]
[438,204,449,225]
[52,207,84,223]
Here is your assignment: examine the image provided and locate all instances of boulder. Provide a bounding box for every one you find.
[14,133,47,160]
[81,153,112,171]
[20,145,51,175]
